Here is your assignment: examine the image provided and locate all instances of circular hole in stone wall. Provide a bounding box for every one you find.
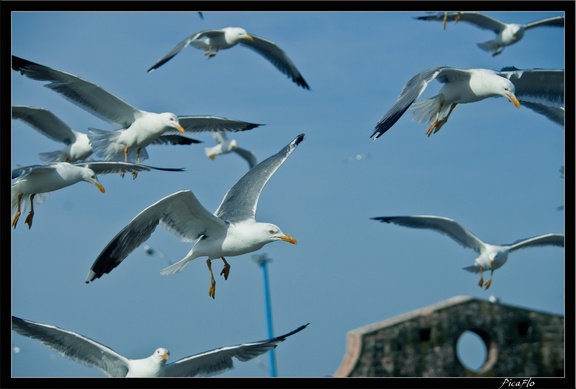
[456,330,488,372]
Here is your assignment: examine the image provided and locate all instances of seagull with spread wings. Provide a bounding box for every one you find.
[147,27,310,90]
[12,105,203,163]
[11,162,184,229]
[12,316,309,378]
[371,215,564,289]
[371,66,563,139]
[86,134,304,298]
[415,12,564,56]
[12,55,262,172]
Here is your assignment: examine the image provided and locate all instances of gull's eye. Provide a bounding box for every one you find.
[269,229,275,234]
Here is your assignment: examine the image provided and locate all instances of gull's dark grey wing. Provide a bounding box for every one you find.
[215,133,305,223]
[165,324,309,377]
[85,190,225,283]
[81,161,184,175]
[371,66,450,140]
[153,134,202,145]
[521,102,564,127]
[12,316,130,377]
[12,55,142,128]
[371,215,486,253]
[508,233,564,252]
[147,29,221,72]
[240,34,310,90]
[524,16,564,30]
[12,105,77,145]
[176,116,263,133]
[498,67,564,107]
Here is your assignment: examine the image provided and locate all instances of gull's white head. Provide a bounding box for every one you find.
[153,347,170,363]
[498,77,521,108]
[225,27,254,44]
[262,223,297,245]
[82,168,105,193]
[478,247,509,270]
[161,112,185,134]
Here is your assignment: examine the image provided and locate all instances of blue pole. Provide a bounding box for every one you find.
[253,254,277,377]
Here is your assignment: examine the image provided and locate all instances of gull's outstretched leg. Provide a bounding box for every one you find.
[24,193,36,229]
[120,146,129,178]
[207,259,217,299]
[132,147,141,179]
[220,257,231,280]
[432,103,458,134]
[442,12,448,29]
[12,192,23,228]
[477,266,484,287]
[484,270,494,290]
[426,100,445,136]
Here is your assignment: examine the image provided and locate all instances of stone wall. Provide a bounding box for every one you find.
[334,295,564,377]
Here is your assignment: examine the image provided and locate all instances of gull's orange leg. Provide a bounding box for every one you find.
[206,48,218,59]
[207,259,217,299]
[477,266,484,287]
[120,146,129,178]
[24,193,36,229]
[12,192,23,228]
[132,147,141,179]
[432,103,458,134]
[483,270,494,290]
[426,100,445,136]
[455,12,461,24]
[220,257,231,280]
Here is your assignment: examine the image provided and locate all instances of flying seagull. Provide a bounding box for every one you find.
[205,132,258,169]
[85,133,304,298]
[12,316,309,377]
[12,105,203,163]
[12,55,262,171]
[147,27,310,90]
[370,65,563,139]
[11,162,184,229]
[415,12,564,56]
[371,215,564,289]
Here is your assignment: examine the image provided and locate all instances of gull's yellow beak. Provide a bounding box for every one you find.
[209,154,217,160]
[506,93,521,109]
[176,123,186,134]
[280,234,297,244]
[94,182,105,193]
[162,353,169,361]
[245,34,254,41]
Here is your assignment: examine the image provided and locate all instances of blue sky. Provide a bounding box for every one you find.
[10,8,568,380]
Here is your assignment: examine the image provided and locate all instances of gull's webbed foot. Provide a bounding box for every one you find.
[12,193,23,228]
[12,211,21,229]
[24,211,34,229]
[207,259,216,299]
[132,172,138,180]
[220,257,231,280]
[209,279,216,299]
[484,272,493,290]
